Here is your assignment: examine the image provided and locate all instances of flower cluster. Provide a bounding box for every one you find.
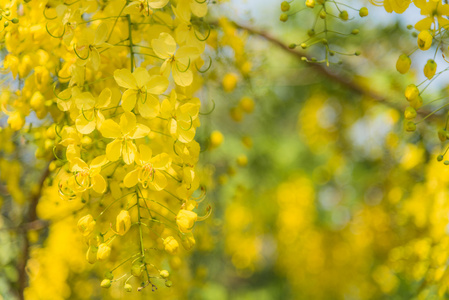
[0,0,211,292]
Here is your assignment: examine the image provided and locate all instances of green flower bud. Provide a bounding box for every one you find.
[288,43,296,49]
[165,280,173,287]
[405,121,416,132]
[101,279,112,288]
[300,43,307,49]
[104,271,114,280]
[307,29,315,37]
[319,11,326,19]
[281,1,290,12]
[438,129,447,142]
[352,29,359,35]
[339,10,349,21]
[407,25,413,30]
[444,160,449,166]
[404,107,417,120]
[359,7,368,17]
[11,18,18,24]
[4,21,9,27]
[437,155,444,162]
[355,51,361,56]
[131,262,143,277]
[124,283,132,292]
[280,13,288,22]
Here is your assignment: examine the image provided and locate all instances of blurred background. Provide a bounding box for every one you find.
[3,0,449,299]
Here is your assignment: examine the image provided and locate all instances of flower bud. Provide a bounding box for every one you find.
[404,107,417,120]
[281,1,290,12]
[359,7,368,17]
[437,155,444,162]
[160,270,170,278]
[410,95,423,109]
[280,13,288,22]
[131,262,143,277]
[77,214,96,237]
[339,10,349,21]
[164,236,179,255]
[405,121,416,132]
[424,59,437,79]
[237,155,248,167]
[97,243,111,261]
[239,96,255,113]
[116,210,131,236]
[417,30,432,51]
[165,280,173,287]
[176,210,198,233]
[305,0,315,8]
[209,130,224,149]
[351,29,359,35]
[104,271,114,280]
[180,232,196,250]
[319,11,326,19]
[404,84,419,102]
[438,129,447,142]
[222,73,238,92]
[11,18,19,24]
[396,54,411,74]
[124,283,132,292]
[101,279,111,288]
[86,245,98,264]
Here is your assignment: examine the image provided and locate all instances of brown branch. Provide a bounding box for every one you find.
[228,21,388,102]
[17,161,52,300]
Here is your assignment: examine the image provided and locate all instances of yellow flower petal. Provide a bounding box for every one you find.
[152,33,176,59]
[151,171,167,191]
[100,119,122,138]
[139,144,152,162]
[122,89,138,111]
[151,153,171,169]
[114,68,137,90]
[122,140,137,164]
[106,139,122,161]
[92,174,107,194]
[146,75,169,95]
[120,111,137,135]
[133,67,151,88]
[124,168,139,188]
[138,93,160,119]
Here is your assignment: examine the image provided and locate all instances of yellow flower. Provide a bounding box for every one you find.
[414,0,449,31]
[75,88,112,134]
[99,111,150,164]
[123,145,171,190]
[160,91,201,143]
[152,33,200,86]
[116,210,131,236]
[69,155,108,194]
[164,236,179,255]
[97,243,111,260]
[77,214,96,237]
[176,209,197,233]
[74,23,111,70]
[114,67,168,118]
